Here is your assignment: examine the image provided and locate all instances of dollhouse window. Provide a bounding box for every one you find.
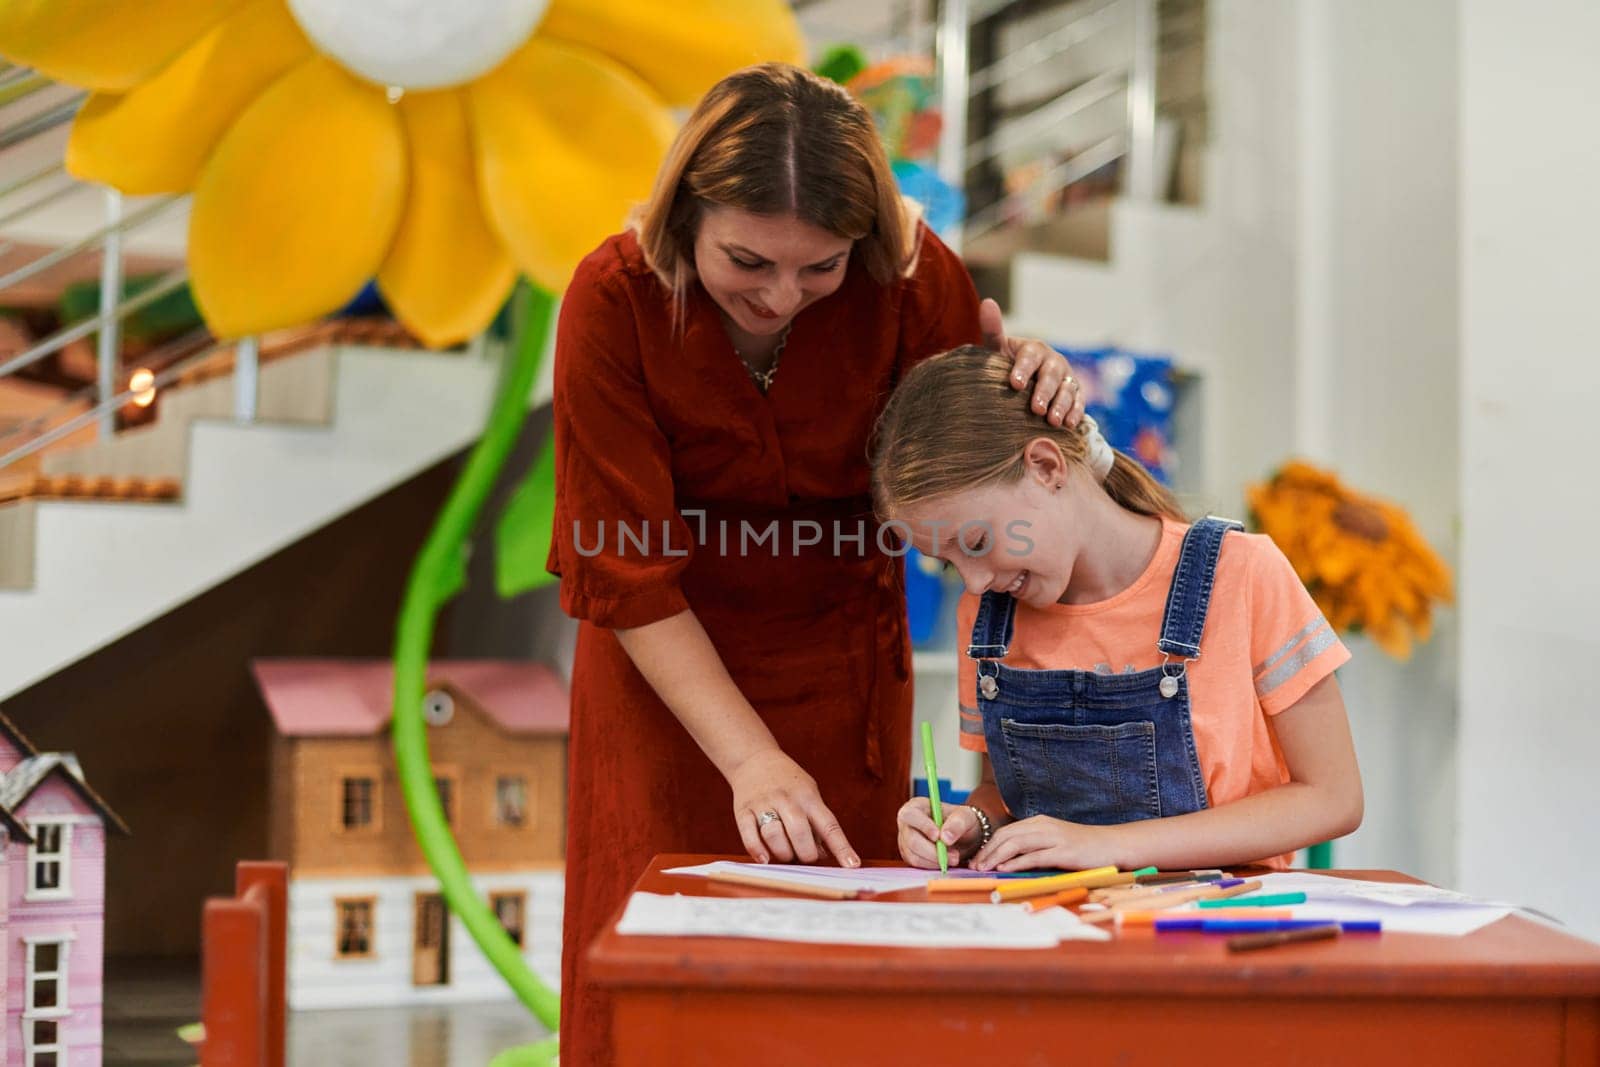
[341,777,376,830]
[24,938,69,1065]
[27,820,72,899]
[495,776,528,828]
[336,899,375,959]
[28,1019,61,1067]
[491,891,527,947]
[434,774,458,827]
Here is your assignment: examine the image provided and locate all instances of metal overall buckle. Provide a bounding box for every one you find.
[978,662,1000,700]
[1158,653,1193,699]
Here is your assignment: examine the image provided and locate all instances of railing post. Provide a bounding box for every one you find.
[97,187,123,439]
[234,336,259,422]
[237,862,287,1067]
[200,897,267,1067]
[1125,0,1159,202]
[936,0,971,253]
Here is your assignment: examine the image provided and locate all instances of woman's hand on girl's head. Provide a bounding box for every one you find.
[728,747,861,868]
[969,815,1115,873]
[896,798,980,869]
[979,298,1086,429]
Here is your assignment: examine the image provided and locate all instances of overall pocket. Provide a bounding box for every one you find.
[998,719,1162,825]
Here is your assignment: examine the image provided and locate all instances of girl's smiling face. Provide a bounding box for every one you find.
[692,206,854,336]
[898,440,1092,607]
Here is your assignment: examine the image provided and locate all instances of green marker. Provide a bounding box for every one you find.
[1197,892,1309,910]
[920,722,949,874]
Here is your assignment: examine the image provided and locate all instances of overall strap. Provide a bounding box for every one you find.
[966,591,1018,661]
[1157,516,1244,660]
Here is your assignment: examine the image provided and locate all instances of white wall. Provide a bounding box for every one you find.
[1008,0,1468,884]
[1300,0,1460,887]
[1008,0,1302,523]
[1458,0,1600,940]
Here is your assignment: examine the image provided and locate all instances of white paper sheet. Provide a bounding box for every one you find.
[1190,872,1516,935]
[662,860,992,895]
[1251,872,1513,908]
[616,892,1111,948]
[1277,901,1514,936]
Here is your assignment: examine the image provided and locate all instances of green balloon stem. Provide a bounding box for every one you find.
[391,282,561,1040]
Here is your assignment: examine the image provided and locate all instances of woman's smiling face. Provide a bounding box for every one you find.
[692,205,854,336]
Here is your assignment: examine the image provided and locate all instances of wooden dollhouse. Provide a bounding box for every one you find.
[251,659,568,1011]
[0,712,130,1067]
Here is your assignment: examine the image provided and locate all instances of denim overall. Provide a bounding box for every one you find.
[967,516,1242,825]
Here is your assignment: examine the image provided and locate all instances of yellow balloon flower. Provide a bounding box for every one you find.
[0,0,804,345]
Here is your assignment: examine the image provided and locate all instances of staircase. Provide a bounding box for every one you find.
[0,65,545,701]
[0,331,538,700]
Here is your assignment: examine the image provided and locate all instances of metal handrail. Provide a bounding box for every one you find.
[0,195,183,292]
[0,68,50,107]
[962,131,1128,239]
[0,161,65,202]
[968,0,1123,96]
[0,327,216,448]
[0,175,81,234]
[0,93,85,152]
[0,269,190,378]
[965,66,1128,166]
[0,328,219,471]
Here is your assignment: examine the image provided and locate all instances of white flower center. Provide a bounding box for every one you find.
[287,0,551,91]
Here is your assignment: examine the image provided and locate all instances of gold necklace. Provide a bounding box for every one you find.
[735,324,792,394]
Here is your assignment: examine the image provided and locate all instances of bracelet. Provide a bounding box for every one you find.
[967,805,994,849]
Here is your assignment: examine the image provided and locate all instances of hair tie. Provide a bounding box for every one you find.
[1082,415,1115,482]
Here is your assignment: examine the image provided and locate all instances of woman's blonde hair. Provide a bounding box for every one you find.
[872,345,1186,523]
[633,62,919,308]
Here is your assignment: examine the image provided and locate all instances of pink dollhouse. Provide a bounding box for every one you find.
[0,712,129,1067]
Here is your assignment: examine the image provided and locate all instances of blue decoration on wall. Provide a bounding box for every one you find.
[1052,345,1177,484]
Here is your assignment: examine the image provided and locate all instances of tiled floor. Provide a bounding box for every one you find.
[104,958,554,1067]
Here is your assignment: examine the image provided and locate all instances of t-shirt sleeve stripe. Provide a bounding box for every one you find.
[1255,619,1342,703]
[958,704,987,751]
[1254,616,1326,678]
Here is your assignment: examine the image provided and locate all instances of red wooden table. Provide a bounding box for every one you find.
[588,854,1600,1066]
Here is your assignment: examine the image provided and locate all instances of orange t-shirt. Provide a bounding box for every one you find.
[956,518,1350,868]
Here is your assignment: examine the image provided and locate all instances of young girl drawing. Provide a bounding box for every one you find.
[873,346,1364,872]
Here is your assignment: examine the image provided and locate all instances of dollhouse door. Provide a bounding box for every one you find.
[413,893,451,986]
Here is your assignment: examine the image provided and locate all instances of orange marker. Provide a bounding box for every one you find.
[1021,888,1090,913]
[1118,908,1296,927]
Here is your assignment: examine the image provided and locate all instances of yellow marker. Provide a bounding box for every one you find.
[989,865,1120,902]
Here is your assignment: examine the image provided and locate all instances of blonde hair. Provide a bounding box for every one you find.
[872,345,1186,522]
[633,62,919,310]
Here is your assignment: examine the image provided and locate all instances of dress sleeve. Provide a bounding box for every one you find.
[896,223,983,376]
[1247,538,1352,715]
[547,256,694,629]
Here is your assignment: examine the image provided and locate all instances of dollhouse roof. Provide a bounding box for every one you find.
[0,711,130,839]
[0,754,131,836]
[252,659,570,738]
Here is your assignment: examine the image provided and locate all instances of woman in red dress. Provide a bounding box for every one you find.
[548,64,1083,1063]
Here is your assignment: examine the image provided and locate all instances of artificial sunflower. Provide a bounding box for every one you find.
[1247,460,1453,660]
[0,0,802,345]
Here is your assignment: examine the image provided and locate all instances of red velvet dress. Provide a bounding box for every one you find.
[547,226,981,1063]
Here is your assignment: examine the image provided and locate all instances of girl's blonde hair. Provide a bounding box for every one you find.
[872,345,1186,523]
[633,62,919,309]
